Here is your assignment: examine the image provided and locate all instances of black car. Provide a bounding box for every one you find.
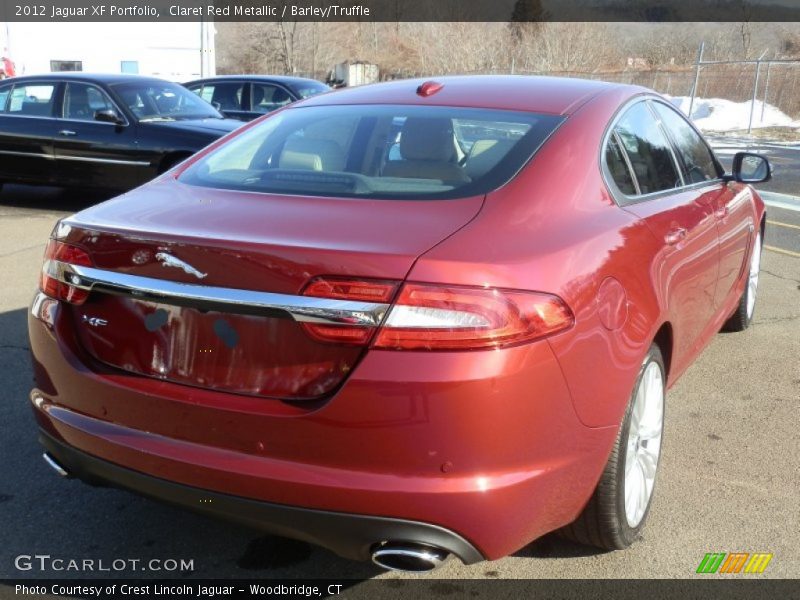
[184,75,330,121]
[0,73,242,192]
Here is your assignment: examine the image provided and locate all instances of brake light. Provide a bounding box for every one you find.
[374,284,574,350]
[301,278,399,344]
[40,240,93,305]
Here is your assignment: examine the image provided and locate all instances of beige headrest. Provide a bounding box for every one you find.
[399,118,455,162]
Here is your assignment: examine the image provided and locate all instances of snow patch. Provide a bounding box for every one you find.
[668,96,799,132]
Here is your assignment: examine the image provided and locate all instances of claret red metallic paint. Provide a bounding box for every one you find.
[28,76,767,569]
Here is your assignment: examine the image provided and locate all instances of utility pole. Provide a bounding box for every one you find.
[748,50,768,134]
[200,18,216,78]
[761,60,772,123]
[688,41,704,120]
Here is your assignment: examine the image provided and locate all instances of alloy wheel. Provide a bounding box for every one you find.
[623,360,664,528]
[746,232,762,320]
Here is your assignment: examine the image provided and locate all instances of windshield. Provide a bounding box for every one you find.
[179,104,563,200]
[112,81,222,122]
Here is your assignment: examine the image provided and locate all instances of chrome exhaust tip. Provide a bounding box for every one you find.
[371,543,449,572]
[42,452,71,478]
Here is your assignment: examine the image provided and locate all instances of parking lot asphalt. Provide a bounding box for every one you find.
[0,182,798,587]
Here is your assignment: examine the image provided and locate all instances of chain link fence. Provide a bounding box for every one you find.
[381,56,800,127]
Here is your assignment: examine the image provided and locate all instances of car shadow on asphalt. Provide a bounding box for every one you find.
[513,534,607,560]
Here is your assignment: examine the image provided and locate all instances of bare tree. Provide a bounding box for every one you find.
[275,20,298,73]
[216,21,795,85]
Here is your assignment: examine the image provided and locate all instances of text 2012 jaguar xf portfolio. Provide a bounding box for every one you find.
[29,76,769,571]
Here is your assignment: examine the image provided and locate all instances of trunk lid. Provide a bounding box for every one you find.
[58,178,483,399]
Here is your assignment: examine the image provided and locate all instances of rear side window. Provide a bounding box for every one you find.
[179,104,563,200]
[605,134,637,195]
[612,102,681,195]
[8,84,56,117]
[652,102,720,184]
[251,83,293,114]
[191,82,244,112]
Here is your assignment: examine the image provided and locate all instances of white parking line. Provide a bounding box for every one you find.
[765,245,800,258]
[760,191,800,213]
[768,220,800,231]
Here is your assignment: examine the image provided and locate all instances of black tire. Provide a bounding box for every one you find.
[560,344,665,550]
[722,230,762,332]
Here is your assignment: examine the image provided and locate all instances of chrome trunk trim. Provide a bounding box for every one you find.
[45,260,390,326]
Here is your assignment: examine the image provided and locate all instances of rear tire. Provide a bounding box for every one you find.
[561,344,665,550]
[722,230,762,332]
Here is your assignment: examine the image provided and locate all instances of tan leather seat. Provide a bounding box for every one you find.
[383,118,469,184]
[279,137,346,171]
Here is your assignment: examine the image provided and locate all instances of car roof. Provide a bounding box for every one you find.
[297,75,639,115]
[184,75,327,87]
[4,73,173,86]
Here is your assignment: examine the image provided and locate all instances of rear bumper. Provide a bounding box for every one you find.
[39,430,483,564]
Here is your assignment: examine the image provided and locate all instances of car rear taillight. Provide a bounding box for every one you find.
[40,240,93,305]
[301,277,573,350]
[301,278,400,344]
[374,284,574,350]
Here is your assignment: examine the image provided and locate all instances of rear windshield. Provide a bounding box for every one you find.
[179,105,563,200]
[290,82,330,99]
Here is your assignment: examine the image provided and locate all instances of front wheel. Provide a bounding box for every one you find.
[723,230,762,332]
[561,344,665,550]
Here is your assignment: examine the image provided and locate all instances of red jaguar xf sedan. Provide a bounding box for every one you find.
[29,76,769,571]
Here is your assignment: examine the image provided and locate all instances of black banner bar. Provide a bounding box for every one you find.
[3,579,800,600]
[0,0,799,23]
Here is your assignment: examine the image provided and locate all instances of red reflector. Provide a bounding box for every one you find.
[416,81,444,97]
[50,240,92,266]
[40,240,93,305]
[302,324,373,345]
[300,277,400,345]
[303,277,398,303]
[373,284,574,351]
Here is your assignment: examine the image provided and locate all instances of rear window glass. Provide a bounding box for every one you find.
[290,82,330,99]
[179,105,563,200]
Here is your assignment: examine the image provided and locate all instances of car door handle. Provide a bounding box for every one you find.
[58,130,77,137]
[715,205,729,219]
[665,228,687,246]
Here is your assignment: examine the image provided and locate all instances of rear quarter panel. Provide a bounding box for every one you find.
[409,87,667,429]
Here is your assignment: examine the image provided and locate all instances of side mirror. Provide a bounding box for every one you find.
[94,109,124,125]
[729,152,771,184]
[211,101,222,111]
